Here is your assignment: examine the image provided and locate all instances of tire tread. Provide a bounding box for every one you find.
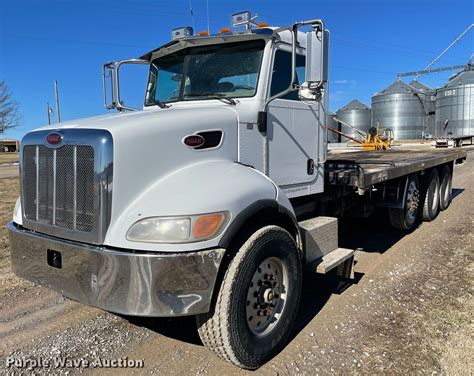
[421,169,440,222]
[196,226,298,369]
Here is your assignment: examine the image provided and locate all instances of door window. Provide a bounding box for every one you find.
[270,50,305,100]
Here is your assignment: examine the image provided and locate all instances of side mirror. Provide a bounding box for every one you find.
[304,28,329,100]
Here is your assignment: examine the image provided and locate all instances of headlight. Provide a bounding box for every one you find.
[126,212,229,243]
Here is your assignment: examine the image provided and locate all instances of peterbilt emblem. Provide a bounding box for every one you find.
[45,132,63,146]
[183,134,205,148]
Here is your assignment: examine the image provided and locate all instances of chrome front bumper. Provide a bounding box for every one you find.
[8,222,225,317]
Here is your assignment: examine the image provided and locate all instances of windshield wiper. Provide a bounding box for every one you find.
[155,99,170,109]
[184,93,237,105]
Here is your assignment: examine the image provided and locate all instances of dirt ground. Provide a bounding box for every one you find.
[0,153,472,375]
[0,152,18,165]
[0,165,19,179]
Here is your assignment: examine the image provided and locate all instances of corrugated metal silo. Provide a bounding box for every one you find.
[326,112,340,143]
[410,80,437,138]
[435,63,474,138]
[371,80,427,140]
[335,100,371,139]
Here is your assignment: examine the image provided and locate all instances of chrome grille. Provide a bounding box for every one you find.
[23,145,95,232]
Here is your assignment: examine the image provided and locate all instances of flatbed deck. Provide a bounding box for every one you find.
[325,148,467,190]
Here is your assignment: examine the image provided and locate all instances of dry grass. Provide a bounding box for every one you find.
[0,152,19,164]
[0,177,22,289]
[438,299,474,374]
[438,260,474,374]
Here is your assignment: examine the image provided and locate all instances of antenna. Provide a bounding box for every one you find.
[54,80,61,123]
[188,0,195,30]
[46,102,53,125]
[206,0,210,34]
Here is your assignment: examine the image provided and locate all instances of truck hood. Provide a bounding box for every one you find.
[31,105,240,233]
[35,105,237,133]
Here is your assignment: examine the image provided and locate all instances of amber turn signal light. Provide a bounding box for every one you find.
[192,213,226,239]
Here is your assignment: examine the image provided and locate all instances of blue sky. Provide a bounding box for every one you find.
[1,0,472,140]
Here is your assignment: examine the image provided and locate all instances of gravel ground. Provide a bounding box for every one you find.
[0,152,472,375]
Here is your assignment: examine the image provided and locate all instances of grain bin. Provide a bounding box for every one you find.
[335,100,371,139]
[371,80,428,140]
[434,63,474,138]
[410,80,436,137]
[326,112,340,143]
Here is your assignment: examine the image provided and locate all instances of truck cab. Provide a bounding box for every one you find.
[10,12,330,369]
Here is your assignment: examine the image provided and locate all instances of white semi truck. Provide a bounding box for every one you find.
[9,12,466,369]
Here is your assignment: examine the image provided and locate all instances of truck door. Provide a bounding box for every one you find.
[267,46,325,195]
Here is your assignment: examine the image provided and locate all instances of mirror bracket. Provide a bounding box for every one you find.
[298,82,324,102]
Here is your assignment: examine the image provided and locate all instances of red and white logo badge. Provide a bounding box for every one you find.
[183,134,205,148]
[45,132,63,147]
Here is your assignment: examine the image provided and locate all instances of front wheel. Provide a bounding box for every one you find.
[196,226,302,369]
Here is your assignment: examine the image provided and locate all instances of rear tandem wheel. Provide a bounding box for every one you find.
[388,174,420,230]
[439,164,452,211]
[420,168,440,222]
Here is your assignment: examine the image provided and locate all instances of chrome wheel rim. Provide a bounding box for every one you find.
[406,180,420,220]
[246,257,289,336]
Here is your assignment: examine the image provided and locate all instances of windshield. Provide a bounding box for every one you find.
[145,40,265,106]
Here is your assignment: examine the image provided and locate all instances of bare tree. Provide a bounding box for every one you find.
[0,81,21,133]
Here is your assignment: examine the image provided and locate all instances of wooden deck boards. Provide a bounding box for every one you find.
[325,148,467,189]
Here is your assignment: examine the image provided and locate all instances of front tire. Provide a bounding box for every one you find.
[196,226,302,369]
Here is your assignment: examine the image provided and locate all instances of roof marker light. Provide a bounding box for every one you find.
[171,26,193,40]
[231,11,251,26]
[197,31,210,36]
[219,27,231,34]
[257,22,269,28]
[231,11,259,29]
